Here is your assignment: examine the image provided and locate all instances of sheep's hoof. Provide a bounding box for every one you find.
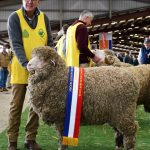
[115,146,123,150]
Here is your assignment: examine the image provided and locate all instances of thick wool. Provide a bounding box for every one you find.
[97,50,150,111]
[96,50,150,149]
[124,65,150,110]
[28,46,140,150]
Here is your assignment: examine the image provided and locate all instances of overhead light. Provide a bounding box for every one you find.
[145,16,150,19]
[119,20,126,23]
[87,26,92,29]
[111,21,117,25]
[128,19,134,21]
[94,34,99,36]
[93,25,101,28]
[137,17,142,20]
[135,26,139,29]
[102,23,109,26]
[140,36,144,38]
[144,27,148,30]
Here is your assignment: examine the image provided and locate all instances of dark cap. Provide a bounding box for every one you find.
[144,38,150,44]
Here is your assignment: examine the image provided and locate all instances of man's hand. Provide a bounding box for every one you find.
[92,55,101,64]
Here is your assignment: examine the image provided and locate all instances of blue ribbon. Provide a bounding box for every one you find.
[63,67,74,136]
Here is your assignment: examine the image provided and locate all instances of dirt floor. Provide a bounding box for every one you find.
[0,89,29,133]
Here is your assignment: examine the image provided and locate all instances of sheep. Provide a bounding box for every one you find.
[27,46,140,150]
[92,49,150,149]
[92,49,132,67]
[93,50,150,107]
[93,49,150,111]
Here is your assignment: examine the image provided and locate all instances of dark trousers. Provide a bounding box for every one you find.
[7,84,39,142]
[0,67,8,88]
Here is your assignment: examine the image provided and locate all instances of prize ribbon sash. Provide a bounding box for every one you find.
[63,67,84,146]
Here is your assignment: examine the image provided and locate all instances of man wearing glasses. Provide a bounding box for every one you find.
[7,0,54,150]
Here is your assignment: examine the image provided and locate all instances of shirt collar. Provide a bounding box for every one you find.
[73,20,86,25]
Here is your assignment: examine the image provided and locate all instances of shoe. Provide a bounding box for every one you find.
[0,88,3,92]
[7,142,17,150]
[24,140,42,150]
[3,88,8,91]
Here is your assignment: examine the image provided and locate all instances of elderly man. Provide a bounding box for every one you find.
[66,10,100,67]
[7,0,54,150]
[138,37,150,64]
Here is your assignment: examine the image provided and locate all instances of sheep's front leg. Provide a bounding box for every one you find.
[118,120,137,150]
[114,128,124,150]
[144,104,150,113]
[55,123,68,150]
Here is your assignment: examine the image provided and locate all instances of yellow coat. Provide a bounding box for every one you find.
[66,22,91,67]
[56,35,66,60]
[11,9,48,84]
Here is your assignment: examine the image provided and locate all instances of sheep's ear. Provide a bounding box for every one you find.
[50,59,56,67]
[105,55,115,65]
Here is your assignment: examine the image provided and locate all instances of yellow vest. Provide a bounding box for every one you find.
[11,9,48,84]
[66,22,91,67]
[56,35,66,60]
[0,52,10,67]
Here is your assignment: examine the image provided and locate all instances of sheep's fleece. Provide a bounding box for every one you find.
[92,49,150,149]
[27,46,140,150]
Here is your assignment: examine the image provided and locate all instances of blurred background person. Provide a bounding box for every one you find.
[0,44,11,92]
[123,51,132,64]
[138,37,150,64]
[132,54,139,66]
[55,24,69,60]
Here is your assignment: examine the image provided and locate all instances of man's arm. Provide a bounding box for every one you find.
[76,25,94,58]
[44,14,54,47]
[7,12,28,68]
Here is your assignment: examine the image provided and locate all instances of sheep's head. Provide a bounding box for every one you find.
[102,50,116,65]
[92,49,115,66]
[27,46,65,82]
